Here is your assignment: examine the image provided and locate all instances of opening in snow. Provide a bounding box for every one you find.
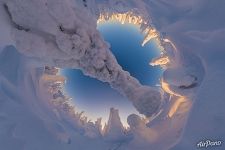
[60,12,165,126]
[0,1,210,149]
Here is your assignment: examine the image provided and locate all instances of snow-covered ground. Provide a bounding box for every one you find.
[0,0,225,150]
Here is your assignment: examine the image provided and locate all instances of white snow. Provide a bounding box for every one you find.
[0,0,163,118]
[0,0,225,150]
[0,2,14,48]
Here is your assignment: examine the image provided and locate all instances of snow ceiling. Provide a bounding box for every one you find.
[0,0,225,150]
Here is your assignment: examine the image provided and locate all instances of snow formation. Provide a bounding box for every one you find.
[0,0,225,150]
[0,0,162,118]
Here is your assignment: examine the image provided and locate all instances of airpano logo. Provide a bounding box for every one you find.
[197,139,222,148]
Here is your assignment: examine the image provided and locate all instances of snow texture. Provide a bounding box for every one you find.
[0,0,225,150]
[0,0,162,118]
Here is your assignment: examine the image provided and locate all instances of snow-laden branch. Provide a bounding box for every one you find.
[0,0,162,117]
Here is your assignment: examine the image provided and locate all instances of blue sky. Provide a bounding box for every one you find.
[61,21,163,125]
